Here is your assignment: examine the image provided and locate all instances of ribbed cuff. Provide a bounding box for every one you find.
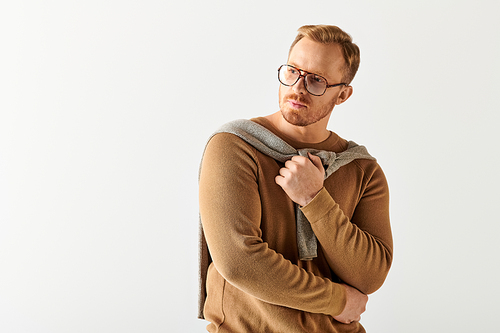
[300,187,336,225]
[327,282,347,316]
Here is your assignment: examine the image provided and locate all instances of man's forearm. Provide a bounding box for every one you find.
[302,186,393,294]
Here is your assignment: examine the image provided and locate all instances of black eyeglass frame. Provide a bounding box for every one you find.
[277,64,348,96]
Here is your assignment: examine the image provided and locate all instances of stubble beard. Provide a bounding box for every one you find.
[279,92,337,127]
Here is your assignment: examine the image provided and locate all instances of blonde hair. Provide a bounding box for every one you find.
[289,25,360,84]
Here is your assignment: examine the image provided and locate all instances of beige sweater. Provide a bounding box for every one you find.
[199,117,393,332]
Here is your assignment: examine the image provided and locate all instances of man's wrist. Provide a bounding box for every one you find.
[300,187,324,207]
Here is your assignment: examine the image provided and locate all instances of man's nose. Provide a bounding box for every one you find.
[292,76,307,94]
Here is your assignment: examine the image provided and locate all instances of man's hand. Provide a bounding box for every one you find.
[275,153,324,207]
[333,284,369,324]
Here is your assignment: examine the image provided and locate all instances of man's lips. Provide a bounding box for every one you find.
[288,99,307,109]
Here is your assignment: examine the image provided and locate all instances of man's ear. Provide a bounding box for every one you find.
[335,85,353,105]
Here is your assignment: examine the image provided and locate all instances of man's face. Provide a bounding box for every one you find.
[279,37,347,127]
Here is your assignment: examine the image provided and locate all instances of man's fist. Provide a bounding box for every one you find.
[275,153,324,207]
[333,284,369,324]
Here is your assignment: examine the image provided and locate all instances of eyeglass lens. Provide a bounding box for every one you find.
[278,65,327,96]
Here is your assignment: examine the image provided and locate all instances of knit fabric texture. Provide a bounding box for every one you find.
[198,119,376,319]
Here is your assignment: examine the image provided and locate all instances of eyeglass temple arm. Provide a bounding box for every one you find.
[327,83,349,88]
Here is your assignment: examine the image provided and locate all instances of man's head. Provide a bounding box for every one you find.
[289,25,360,85]
[278,25,358,128]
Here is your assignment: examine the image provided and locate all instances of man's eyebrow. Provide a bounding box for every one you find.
[288,62,327,77]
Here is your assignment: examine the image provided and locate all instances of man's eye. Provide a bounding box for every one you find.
[312,75,325,84]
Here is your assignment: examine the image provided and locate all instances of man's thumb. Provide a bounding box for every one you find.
[307,153,324,171]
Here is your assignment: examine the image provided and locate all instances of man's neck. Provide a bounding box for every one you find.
[264,111,331,144]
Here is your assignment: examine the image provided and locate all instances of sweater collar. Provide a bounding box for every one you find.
[250,117,346,152]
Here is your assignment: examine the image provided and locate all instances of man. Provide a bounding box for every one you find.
[198,25,393,332]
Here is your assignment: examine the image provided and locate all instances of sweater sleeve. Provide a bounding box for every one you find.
[199,133,346,317]
[300,162,393,295]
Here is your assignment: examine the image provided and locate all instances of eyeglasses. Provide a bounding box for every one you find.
[277,64,347,96]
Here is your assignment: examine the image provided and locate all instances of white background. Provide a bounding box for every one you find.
[1,1,499,332]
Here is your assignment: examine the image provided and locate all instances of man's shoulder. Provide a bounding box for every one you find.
[206,131,256,153]
[205,117,292,159]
